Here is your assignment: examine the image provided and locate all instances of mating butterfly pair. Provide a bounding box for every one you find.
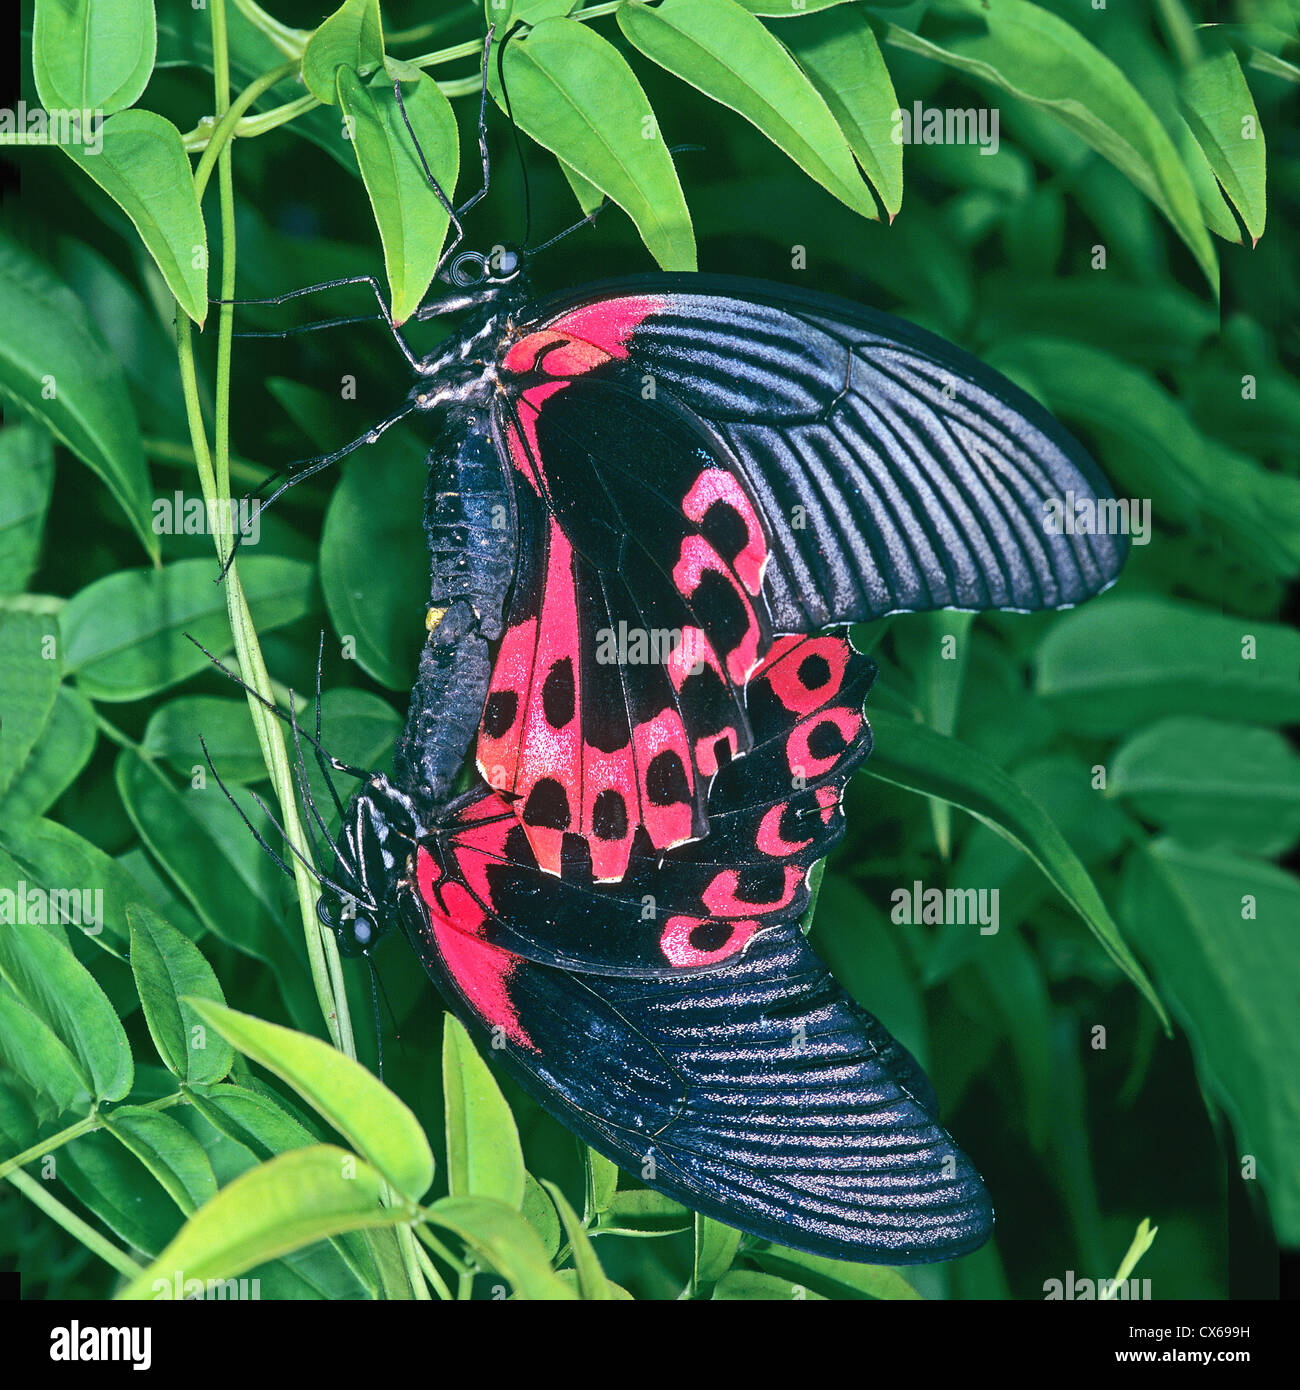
[269,269,1127,1267]
[226,25,1127,1270]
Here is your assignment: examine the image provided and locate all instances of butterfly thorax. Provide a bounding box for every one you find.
[409,303,517,413]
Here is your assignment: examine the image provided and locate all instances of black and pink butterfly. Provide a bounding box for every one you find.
[220,32,1129,1265]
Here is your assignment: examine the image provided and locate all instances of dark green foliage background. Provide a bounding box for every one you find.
[1,0,1296,1300]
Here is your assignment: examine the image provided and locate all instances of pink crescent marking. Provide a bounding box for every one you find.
[786,708,862,779]
[660,915,759,968]
[700,865,803,917]
[756,803,813,856]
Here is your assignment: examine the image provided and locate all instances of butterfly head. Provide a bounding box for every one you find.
[317,778,419,958]
[446,244,524,291]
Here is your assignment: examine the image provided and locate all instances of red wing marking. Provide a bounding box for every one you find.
[511,522,583,876]
[631,707,696,852]
[764,635,850,716]
[756,803,813,856]
[815,785,841,824]
[701,865,803,917]
[695,727,739,779]
[787,708,863,780]
[681,468,768,596]
[660,914,759,968]
[547,297,665,358]
[672,537,763,686]
[578,743,639,883]
[477,617,536,793]
[415,847,535,1050]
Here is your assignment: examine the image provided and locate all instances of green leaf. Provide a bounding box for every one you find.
[754,1244,922,1299]
[0,816,150,958]
[593,1188,693,1236]
[0,924,132,1102]
[0,420,55,594]
[497,0,574,25]
[521,1171,562,1258]
[1121,842,1300,1243]
[142,689,400,793]
[0,610,61,802]
[986,338,1300,577]
[189,1000,435,1202]
[492,17,695,270]
[337,67,458,325]
[103,1106,218,1214]
[694,1212,743,1288]
[894,610,974,857]
[33,0,157,115]
[781,4,903,217]
[864,707,1166,1026]
[1110,718,1300,858]
[63,556,316,701]
[620,0,875,220]
[1182,49,1266,243]
[183,1081,318,1161]
[585,1146,618,1218]
[63,110,209,326]
[60,1126,185,1253]
[319,430,433,693]
[557,154,605,215]
[2,686,97,820]
[0,984,89,1117]
[543,1179,611,1299]
[128,903,234,1084]
[740,0,854,14]
[119,1145,403,1297]
[301,0,385,105]
[0,234,154,560]
[714,1270,828,1298]
[441,1013,526,1208]
[885,0,1218,292]
[423,1195,577,1300]
[1036,596,1300,734]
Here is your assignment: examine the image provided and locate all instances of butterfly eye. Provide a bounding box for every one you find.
[450,251,489,288]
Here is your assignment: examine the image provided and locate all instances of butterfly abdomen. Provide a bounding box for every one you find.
[423,410,516,642]
[396,413,516,811]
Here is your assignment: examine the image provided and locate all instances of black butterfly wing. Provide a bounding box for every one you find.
[517,275,1129,628]
[401,634,993,1262]
[400,884,991,1264]
[480,277,1126,872]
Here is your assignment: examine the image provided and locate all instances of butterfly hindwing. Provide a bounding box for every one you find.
[399,633,994,1262]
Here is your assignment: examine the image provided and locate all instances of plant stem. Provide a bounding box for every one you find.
[6,1170,143,1279]
[179,3,353,1058]
[189,60,298,171]
[0,1092,187,1183]
[230,0,310,58]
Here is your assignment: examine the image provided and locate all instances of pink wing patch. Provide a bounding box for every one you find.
[414,846,535,1050]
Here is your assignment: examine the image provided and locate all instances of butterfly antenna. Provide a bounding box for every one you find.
[241,776,364,902]
[367,956,385,1081]
[199,736,362,903]
[312,632,351,825]
[285,686,358,884]
[525,145,703,259]
[217,399,417,582]
[495,23,532,250]
[198,736,296,882]
[183,634,370,780]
